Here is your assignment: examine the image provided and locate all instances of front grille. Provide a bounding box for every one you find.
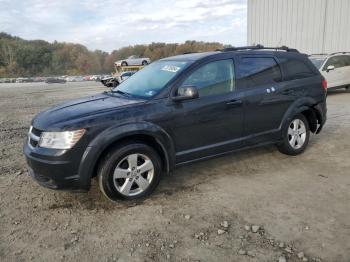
[28,126,42,148]
[31,127,42,137]
[29,138,38,147]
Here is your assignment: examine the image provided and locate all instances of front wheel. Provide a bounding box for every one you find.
[121,61,128,66]
[98,143,162,201]
[277,114,310,156]
[142,60,148,65]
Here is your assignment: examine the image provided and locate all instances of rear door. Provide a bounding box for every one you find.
[129,56,139,65]
[236,55,285,144]
[335,55,350,86]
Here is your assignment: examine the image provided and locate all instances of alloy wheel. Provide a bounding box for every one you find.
[288,119,307,149]
[113,153,154,196]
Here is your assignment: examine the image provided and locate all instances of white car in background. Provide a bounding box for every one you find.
[100,71,136,88]
[117,71,136,83]
[309,52,350,90]
[115,55,151,67]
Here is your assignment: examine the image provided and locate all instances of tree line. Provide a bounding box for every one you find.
[0,32,228,78]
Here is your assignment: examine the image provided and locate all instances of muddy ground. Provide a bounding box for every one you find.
[0,82,349,262]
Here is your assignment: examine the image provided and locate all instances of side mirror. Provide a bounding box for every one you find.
[326,65,335,72]
[172,86,199,101]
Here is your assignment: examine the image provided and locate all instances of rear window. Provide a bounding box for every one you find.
[280,58,316,80]
[309,57,325,69]
[237,57,282,86]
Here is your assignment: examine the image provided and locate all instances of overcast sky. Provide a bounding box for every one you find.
[0,0,247,52]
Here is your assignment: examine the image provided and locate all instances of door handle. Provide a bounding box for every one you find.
[226,99,243,106]
[282,89,294,95]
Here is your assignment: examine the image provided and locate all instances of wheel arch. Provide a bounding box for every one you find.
[280,97,321,135]
[77,122,175,190]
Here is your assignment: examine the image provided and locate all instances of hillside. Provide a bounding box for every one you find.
[0,33,226,77]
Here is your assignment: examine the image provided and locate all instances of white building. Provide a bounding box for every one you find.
[247,0,350,54]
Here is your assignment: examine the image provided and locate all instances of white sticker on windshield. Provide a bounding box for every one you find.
[161,65,180,73]
[145,90,156,96]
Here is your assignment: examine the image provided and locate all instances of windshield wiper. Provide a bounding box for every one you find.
[111,89,132,97]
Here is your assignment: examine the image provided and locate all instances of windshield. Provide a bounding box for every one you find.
[113,60,189,98]
[309,57,325,69]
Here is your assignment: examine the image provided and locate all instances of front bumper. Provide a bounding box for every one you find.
[23,142,89,192]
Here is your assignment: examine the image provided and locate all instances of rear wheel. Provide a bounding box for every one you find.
[98,143,162,201]
[142,60,148,65]
[277,114,310,155]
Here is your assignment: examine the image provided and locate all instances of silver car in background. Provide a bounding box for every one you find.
[115,55,151,67]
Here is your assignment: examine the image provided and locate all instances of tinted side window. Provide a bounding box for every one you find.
[344,56,350,66]
[237,57,281,86]
[182,59,235,97]
[324,55,350,70]
[279,58,316,80]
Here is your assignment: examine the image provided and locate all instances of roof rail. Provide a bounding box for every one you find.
[309,53,328,56]
[329,51,350,56]
[222,44,299,53]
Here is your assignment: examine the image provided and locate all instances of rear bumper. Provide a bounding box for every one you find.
[327,84,349,90]
[24,143,89,192]
[314,101,327,133]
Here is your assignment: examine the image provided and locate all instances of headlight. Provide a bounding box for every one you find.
[39,129,85,149]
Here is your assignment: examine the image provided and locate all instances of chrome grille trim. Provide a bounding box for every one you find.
[28,126,42,149]
[29,132,40,141]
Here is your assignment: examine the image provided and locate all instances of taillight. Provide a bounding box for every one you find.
[322,79,327,91]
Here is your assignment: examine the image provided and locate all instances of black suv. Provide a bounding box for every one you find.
[24,45,327,201]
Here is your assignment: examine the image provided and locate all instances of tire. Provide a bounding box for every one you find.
[112,80,119,88]
[121,61,128,66]
[142,60,148,65]
[277,114,310,156]
[98,143,162,202]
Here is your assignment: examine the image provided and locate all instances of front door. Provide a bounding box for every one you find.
[169,59,244,163]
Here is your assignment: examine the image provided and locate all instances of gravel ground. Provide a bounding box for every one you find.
[0,82,349,262]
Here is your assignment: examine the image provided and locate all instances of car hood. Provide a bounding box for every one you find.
[32,92,144,130]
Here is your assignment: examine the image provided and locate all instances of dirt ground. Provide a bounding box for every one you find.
[0,82,349,262]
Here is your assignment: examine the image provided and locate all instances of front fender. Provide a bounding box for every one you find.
[77,122,175,190]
